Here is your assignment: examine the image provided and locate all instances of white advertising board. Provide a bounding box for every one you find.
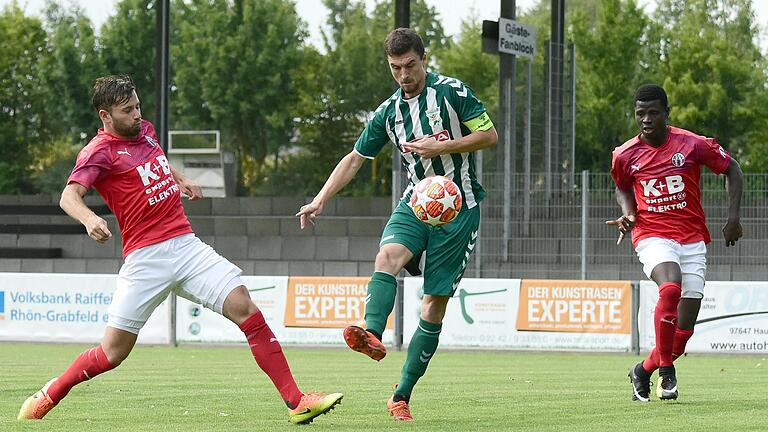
[176,276,393,345]
[0,273,168,344]
[403,278,632,351]
[639,280,768,354]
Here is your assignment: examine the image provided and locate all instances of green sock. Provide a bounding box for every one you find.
[363,271,397,337]
[396,319,442,401]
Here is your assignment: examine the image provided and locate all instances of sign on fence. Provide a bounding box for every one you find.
[0,273,168,344]
[639,280,768,354]
[403,278,632,351]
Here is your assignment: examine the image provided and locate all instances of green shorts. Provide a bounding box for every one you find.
[380,199,480,296]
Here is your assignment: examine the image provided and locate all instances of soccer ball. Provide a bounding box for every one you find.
[409,175,462,227]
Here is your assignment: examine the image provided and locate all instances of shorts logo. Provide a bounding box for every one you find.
[671,152,685,167]
[0,290,4,320]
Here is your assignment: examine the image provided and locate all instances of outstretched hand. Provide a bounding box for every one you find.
[722,220,743,247]
[296,200,324,230]
[605,214,636,245]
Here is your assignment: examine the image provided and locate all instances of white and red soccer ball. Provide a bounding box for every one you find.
[409,175,462,227]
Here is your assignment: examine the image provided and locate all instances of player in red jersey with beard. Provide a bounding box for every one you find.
[17,75,342,424]
[608,84,743,402]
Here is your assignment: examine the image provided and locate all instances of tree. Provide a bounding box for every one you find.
[172,0,306,194]
[653,0,768,171]
[0,3,50,193]
[99,0,157,124]
[569,0,649,171]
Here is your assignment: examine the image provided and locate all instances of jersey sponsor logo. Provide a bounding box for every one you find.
[671,152,685,167]
[117,148,132,157]
[136,155,171,186]
[145,135,158,147]
[640,175,684,197]
[430,130,450,141]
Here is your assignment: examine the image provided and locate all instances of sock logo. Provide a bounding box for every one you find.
[419,350,433,363]
[0,290,4,320]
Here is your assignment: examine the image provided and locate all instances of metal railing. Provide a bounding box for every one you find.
[470,171,768,281]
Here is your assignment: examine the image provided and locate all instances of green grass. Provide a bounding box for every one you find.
[1,343,766,431]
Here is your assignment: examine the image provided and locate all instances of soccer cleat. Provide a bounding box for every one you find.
[387,394,413,421]
[657,373,678,400]
[628,363,652,402]
[17,378,57,420]
[288,392,343,425]
[343,325,386,361]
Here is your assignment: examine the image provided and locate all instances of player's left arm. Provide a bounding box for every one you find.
[171,166,203,200]
[722,158,744,246]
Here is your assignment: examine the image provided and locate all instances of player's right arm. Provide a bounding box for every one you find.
[606,148,637,244]
[60,183,112,243]
[296,151,366,229]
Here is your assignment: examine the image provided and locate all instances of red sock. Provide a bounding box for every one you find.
[47,345,115,404]
[672,328,694,358]
[642,348,659,373]
[655,282,681,367]
[240,311,303,409]
[643,327,694,372]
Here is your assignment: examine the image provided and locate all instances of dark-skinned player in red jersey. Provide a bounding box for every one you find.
[607,84,743,402]
[17,75,342,424]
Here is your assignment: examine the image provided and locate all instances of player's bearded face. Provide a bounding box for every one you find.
[388,51,426,97]
[109,91,142,138]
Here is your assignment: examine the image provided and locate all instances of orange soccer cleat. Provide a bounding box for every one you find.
[17,379,57,420]
[387,394,413,421]
[343,326,386,361]
[288,391,343,425]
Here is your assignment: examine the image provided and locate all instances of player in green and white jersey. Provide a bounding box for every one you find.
[296,28,497,421]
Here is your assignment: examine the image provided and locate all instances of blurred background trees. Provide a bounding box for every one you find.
[1,0,766,195]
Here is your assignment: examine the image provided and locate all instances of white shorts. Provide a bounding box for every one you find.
[635,237,706,299]
[108,234,243,334]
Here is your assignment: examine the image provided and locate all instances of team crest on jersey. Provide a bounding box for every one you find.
[145,135,158,147]
[671,152,685,167]
[426,107,442,128]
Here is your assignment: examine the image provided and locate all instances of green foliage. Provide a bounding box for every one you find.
[99,0,157,122]
[569,0,648,171]
[653,0,768,170]
[172,0,306,195]
[0,2,49,193]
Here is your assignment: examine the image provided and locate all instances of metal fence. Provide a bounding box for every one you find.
[470,171,768,281]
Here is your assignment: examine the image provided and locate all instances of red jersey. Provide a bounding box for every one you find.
[68,120,193,257]
[611,126,731,246]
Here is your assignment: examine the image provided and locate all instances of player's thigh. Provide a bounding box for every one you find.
[635,237,682,281]
[380,200,429,257]
[680,242,706,299]
[172,234,243,315]
[423,205,480,296]
[109,242,177,334]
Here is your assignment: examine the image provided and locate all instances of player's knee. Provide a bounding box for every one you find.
[223,286,259,324]
[657,283,682,312]
[374,248,403,273]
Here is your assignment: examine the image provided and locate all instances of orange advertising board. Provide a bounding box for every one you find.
[284,277,394,329]
[516,280,632,334]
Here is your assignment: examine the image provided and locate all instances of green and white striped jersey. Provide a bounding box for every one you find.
[354,71,492,208]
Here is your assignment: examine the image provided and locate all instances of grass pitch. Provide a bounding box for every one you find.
[1,343,766,431]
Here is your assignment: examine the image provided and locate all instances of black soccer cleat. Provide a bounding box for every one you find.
[657,373,678,400]
[628,362,652,402]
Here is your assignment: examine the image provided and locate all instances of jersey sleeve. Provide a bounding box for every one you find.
[354,101,391,159]
[610,149,632,191]
[443,78,489,129]
[695,137,731,174]
[67,144,113,189]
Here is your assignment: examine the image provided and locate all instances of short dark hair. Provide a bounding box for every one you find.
[634,84,668,108]
[92,75,136,112]
[384,28,425,58]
